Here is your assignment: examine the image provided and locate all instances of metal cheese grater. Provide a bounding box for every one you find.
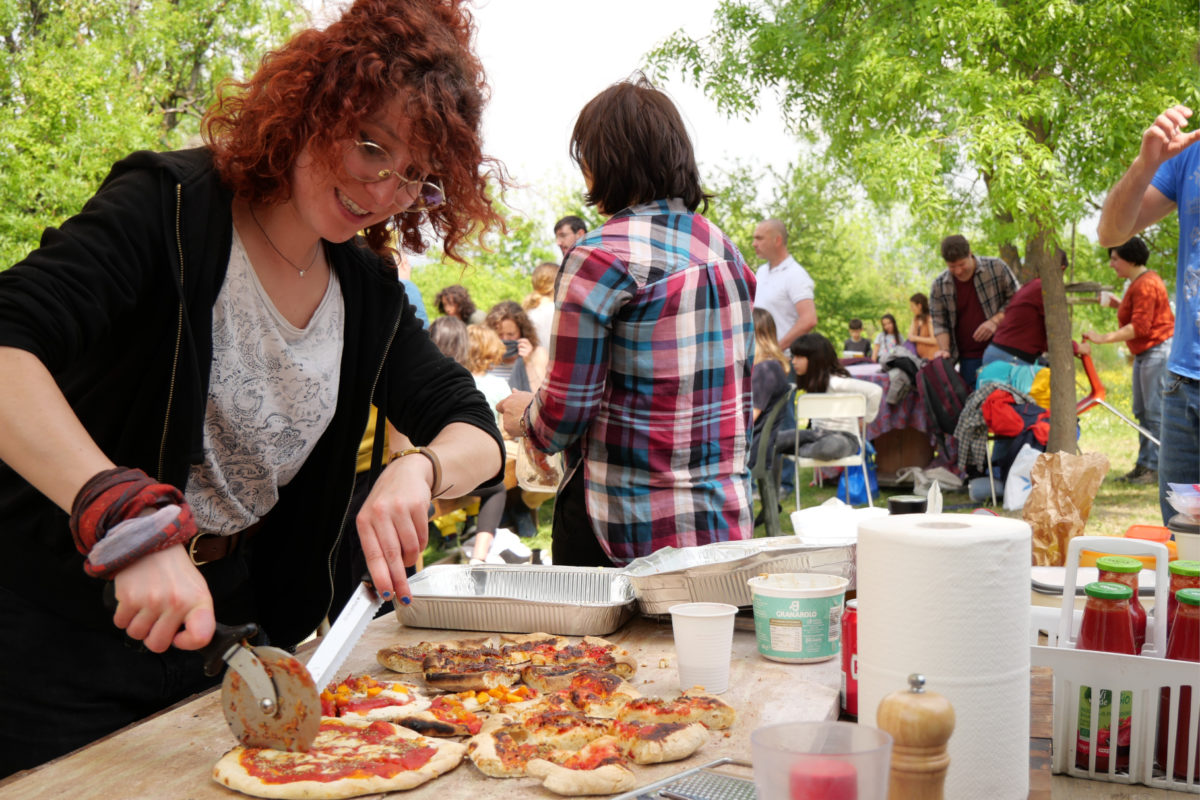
[612,758,757,800]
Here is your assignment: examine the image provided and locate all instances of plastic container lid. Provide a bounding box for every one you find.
[1177,588,1200,606]
[1084,581,1134,600]
[1169,560,1200,577]
[1125,524,1171,542]
[1095,555,1145,574]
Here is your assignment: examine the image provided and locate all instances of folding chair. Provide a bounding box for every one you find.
[750,387,796,537]
[785,392,874,509]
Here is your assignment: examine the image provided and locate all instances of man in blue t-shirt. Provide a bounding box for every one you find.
[1098,104,1200,525]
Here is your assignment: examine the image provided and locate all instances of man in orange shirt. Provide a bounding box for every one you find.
[1084,236,1174,484]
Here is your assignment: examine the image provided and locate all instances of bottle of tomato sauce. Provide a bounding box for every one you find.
[1075,581,1136,773]
[1157,587,1200,780]
[1165,561,1200,642]
[1095,556,1147,653]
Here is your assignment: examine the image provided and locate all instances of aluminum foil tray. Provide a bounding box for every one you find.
[394,564,637,636]
[622,538,856,615]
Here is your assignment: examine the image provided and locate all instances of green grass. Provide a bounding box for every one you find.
[423,351,1164,563]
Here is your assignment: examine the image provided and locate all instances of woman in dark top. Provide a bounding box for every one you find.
[0,0,504,775]
[750,308,791,468]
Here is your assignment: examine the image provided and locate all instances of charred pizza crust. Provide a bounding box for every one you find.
[613,720,708,765]
[616,690,735,730]
[212,718,465,799]
[526,736,638,796]
[376,637,493,674]
[394,695,483,737]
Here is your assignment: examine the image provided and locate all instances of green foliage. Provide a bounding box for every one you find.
[703,157,935,342]
[0,0,305,268]
[413,196,562,316]
[650,0,1199,275]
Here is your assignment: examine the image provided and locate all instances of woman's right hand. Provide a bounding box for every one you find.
[111,544,215,653]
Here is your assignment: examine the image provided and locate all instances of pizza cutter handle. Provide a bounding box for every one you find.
[101,582,259,676]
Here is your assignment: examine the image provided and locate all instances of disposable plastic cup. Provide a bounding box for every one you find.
[751,720,892,800]
[668,602,737,694]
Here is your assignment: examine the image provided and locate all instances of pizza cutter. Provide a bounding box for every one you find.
[209,622,321,752]
[102,584,320,751]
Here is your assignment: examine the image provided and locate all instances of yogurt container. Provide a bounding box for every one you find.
[748,572,849,663]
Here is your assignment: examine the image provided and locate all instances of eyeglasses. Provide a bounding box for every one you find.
[343,140,445,212]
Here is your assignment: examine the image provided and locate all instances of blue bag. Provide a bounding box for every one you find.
[836,441,878,506]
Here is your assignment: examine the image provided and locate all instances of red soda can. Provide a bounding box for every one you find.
[841,599,858,718]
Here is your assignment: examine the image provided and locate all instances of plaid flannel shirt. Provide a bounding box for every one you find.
[524,199,756,565]
[929,255,1019,360]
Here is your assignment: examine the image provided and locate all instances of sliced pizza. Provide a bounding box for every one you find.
[212,718,465,799]
[422,652,522,693]
[526,736,638,796]
[528,636,637,679]
[394,694,484,737]
[466,722,558,778]
[558,669,641,718]
[616,690,735,730]
[376,637,494,674]
[319,674,428,721]
[611,720,708,765]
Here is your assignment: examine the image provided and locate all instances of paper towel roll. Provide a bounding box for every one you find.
[856,513,1030,800]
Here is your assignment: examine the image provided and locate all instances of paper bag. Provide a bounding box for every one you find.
[1023,451,1110,566]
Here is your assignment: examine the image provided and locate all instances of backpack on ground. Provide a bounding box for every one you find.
[917,356,969,437]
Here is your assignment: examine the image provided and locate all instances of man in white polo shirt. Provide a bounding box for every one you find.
[752,218,817,348]
[752,218,816,503]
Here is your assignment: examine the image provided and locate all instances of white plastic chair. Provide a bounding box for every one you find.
[785,392,873,509]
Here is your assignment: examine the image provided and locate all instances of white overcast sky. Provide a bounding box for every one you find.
[312,0,798,220]
[470,0,797,214]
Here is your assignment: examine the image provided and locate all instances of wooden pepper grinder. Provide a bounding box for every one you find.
[876,673,955,800]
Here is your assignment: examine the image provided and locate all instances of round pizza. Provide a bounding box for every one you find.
[212,718,466,799]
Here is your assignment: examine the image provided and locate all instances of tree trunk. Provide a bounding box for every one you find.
[1027,232,1078,454]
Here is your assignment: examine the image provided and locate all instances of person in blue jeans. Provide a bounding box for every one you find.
[1097,104,1200,524]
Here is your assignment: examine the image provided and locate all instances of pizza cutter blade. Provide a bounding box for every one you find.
[220,644,321,752]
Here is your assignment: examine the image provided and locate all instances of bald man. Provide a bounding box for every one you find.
[752,219,817,349]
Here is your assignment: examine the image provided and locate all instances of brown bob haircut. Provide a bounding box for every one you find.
[569,75,710,215]
[203,0,502,264]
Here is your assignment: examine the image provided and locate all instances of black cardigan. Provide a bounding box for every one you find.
[0,148,503,647]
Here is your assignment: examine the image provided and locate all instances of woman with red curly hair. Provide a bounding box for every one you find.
[0,0,504,775]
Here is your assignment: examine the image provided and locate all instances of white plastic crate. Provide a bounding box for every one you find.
[1029,536,1199,792]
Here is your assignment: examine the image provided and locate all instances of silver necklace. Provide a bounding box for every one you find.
[249,203,320,277]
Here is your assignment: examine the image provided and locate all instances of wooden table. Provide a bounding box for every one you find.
[1,615,840,800]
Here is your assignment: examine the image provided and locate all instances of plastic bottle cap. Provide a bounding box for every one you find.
[1095,555,1144,573]
[1177,588,1200,607]
[1168,560,1200,578]
[1084,581,1134,600]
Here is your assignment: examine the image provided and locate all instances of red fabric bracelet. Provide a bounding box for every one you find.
[69,467,197,575]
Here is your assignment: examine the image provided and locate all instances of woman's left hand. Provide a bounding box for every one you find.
[517,338,533,359]
[355,454,433,603]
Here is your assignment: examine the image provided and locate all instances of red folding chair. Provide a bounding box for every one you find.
[1075,350,1160,445]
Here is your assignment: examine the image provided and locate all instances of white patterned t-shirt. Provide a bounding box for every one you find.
[185,227,344,535]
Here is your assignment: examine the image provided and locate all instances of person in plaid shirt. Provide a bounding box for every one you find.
[498,76,756,567]
[929,234,1019,388]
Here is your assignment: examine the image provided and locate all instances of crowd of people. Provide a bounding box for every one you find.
[1,0,1196,780]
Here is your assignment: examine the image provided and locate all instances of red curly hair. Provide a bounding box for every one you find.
[203,0,502,263]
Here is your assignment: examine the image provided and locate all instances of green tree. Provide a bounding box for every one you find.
[652,0,1199,453]
[703,157,926,342]
[414,196,561,316]
[0,0,304,267]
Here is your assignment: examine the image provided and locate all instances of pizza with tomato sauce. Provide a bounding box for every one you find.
[616,689,735,730]
[466,700,710,794]
[376,632,637,693]
[212,718,466,799]
[319,675,428,721]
